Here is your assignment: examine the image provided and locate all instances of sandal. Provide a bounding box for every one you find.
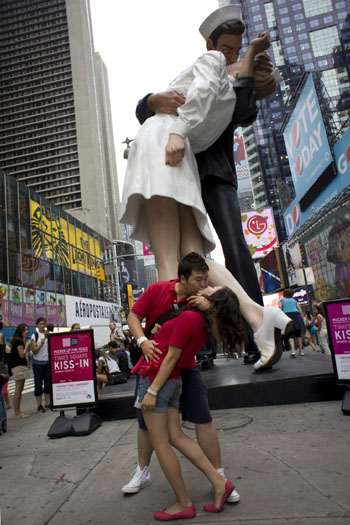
[13,412,30,419]
[291,352,296,358]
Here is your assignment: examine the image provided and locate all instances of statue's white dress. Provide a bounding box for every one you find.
[120,51,236,252]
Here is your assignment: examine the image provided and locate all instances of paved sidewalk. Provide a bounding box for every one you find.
[0,395,349,524]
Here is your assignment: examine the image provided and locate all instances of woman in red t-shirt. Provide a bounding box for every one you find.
[135,286,247,521]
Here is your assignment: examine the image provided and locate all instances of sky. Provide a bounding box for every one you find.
[89,0,226,264]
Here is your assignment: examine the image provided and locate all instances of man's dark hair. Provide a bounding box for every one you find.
[209,19,245,47]
[46,323,54,332]
[283,288,295,298]
[178,252,209,280]
[36,317,46,325]
[108,340,119,349]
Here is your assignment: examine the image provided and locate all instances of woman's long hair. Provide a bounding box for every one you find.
[11,323,29,343]
[202,287,248,357]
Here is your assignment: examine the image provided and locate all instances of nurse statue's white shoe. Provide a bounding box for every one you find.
[253,308,293,371]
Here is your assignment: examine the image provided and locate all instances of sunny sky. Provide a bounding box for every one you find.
[89,0,225,263]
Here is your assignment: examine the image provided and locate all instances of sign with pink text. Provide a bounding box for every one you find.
[324,299,350,384]
[241,208,278,259]
[48,329,97,409]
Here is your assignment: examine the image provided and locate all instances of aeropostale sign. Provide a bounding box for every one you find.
[66,295,119,326]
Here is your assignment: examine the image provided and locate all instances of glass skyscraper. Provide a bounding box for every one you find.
[227,0,350,241]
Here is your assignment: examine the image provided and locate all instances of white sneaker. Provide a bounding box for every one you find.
[121,466,151,494]
[226,488,240,503]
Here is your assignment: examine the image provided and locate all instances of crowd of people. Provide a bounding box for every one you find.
[0,317,133,437]
[278,289,331,357]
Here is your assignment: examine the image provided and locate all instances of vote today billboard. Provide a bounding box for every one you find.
[324,299,350,384]
[283,74,332,202]
[48,329,98,409]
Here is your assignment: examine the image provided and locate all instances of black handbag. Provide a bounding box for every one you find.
[107,372,127,385]
[0,343,9,388]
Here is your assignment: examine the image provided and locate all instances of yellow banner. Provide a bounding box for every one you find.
[127,284,134,309]
[30,200,103,280]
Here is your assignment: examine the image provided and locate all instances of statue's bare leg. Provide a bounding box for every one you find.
[143,196,180,281]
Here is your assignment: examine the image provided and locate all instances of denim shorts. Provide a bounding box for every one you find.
[136,366,212,429]
[134,375,182,413]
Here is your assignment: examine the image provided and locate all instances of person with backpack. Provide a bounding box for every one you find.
[31,317,50,413]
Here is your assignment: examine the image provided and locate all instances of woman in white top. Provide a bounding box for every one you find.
[31,317,50,413]
[314,305,331,355]
[120,30,291,370]
[96,342,122,390]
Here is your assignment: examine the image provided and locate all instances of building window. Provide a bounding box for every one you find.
[310,26,341,56]
[272,40,285,66]
[302,52,313,60]
[285,36,294,43]
[335,1,345,7]
[305,63,315,70]
[303,0,332,17]
[321,67,350,97]
[289,56,299,64]
[298,33,308,40]
[300,42,311,50]
[279,7,289,14]
[324,15,333,23]
[253,14,263,22]
[337,11,347,19]
[255,24,264,31]
[318,59,328,67]
[286,46,296,53]
[281,17,291,24]
[292,3,302,10]
[296,23,306,31]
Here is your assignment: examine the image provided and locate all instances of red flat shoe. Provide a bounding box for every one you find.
[204,479,234,513]
[154,503,196,521]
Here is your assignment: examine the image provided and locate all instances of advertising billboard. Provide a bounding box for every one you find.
[284,127,350,239]
[334,127,350,184]
[283,74,332,202]
[30,200,104,280]
[0,282,66,327]
[48,329,98,409]
[324,299,350,384]
[241,208,278,259]
[259,248,286,293]
[234,127,254,196]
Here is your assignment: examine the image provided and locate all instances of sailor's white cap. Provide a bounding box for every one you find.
[199,5,243,41]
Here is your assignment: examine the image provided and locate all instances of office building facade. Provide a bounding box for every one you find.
[0,0,122,240]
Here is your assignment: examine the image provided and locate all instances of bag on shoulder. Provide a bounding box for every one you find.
[129,339,141,367]
[0,344,9,387]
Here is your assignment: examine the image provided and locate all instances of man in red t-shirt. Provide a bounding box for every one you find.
[121,252,240,504]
